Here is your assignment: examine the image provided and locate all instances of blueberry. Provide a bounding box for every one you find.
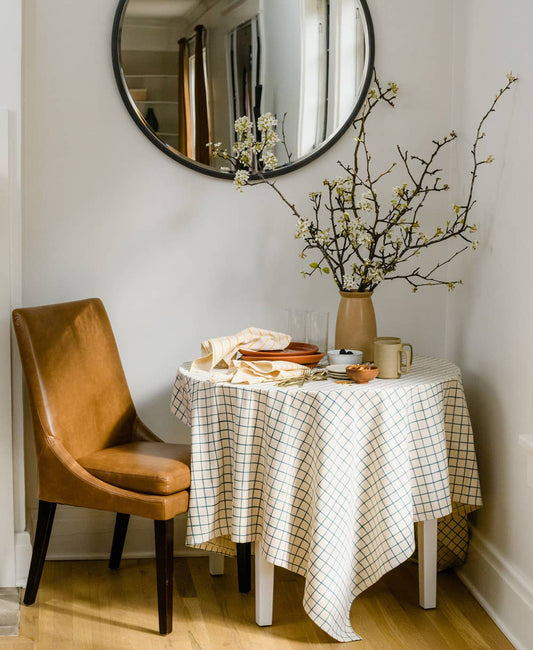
[339,349,353,355]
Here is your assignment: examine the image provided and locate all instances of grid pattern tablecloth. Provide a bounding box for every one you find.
[171,356,482,642]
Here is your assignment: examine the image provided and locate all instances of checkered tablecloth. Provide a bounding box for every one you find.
[171,356,482,642]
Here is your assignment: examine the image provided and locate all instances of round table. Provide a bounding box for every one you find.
[171,355,482,642]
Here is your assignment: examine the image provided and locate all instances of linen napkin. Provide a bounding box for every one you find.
[208,359,306,384]
[192,326,291,372]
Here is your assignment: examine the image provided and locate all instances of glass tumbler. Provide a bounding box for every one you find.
[306,311,329,353]
[286,309,307,344]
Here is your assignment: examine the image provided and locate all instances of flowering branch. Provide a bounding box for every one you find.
[210,71,517,292]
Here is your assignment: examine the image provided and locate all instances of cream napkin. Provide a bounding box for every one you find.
[192,326,291,372]
[208,360,306,384]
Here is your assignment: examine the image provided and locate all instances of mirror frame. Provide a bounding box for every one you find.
[111,0,375,179]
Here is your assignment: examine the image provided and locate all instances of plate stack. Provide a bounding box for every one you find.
[326,365,350,381]
[239,342,324,368]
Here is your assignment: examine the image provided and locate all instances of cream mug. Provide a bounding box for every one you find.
[374,336,401,346]
[374,337,414,355]
[374,339,413,379]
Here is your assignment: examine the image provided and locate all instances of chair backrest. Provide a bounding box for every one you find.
[12,298,136,459]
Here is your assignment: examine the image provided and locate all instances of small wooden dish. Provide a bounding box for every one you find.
[345,364,379,384]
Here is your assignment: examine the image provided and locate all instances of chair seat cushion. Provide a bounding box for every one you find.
[78,442,191,496]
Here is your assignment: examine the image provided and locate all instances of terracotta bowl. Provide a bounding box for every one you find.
[345,364,379,384]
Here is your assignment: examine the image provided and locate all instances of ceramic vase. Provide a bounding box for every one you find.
[335,291,377,362]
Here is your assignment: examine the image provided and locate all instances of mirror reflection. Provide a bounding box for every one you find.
[115,0,374,176]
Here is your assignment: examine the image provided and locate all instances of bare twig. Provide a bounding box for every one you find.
[214,72,517,292]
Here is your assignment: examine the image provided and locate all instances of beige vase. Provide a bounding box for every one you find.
[335,291,377,362]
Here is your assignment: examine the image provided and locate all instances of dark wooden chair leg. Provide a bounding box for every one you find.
[236,542,251,593]
[24,500,56,606]
[154,518,174,635]
[109,513,130,569]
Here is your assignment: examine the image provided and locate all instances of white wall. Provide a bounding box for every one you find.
[0,0,26,589]
[19,0,453,557]
[447,2,533,648]
[0,89,16,591]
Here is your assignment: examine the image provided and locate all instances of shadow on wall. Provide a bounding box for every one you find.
[459,369,509,543]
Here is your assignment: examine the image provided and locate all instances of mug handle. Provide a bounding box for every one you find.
[400,343,413,374]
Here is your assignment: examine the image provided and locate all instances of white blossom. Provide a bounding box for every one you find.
[357,191,373,212]
[239,151,251,166]
[233,169,249,192]
[316,228,331,245]
[295,218,310,239]
[263,130,281,148]
[366,265,384,283]
[257,112,277,132]
[234,116,252,135]
[233,140,247,155]
[261,150,278,170]
[342,273,356,290]
[350,216,366,231]
[360,233,373,247]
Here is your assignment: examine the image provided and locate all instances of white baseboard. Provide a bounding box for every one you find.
[456,526,533,650]
[14,531,31,587]
[26,505,210,562]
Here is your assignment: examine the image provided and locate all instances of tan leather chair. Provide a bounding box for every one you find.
[12,298,191,635]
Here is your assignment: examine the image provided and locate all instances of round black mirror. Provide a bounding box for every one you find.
[112,0,375,178]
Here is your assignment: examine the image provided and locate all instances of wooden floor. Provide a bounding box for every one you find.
[0,557,513,649]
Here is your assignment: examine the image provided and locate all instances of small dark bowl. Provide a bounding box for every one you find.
[346,364,379,384]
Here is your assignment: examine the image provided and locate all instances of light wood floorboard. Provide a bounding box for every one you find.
[0,558,514,649]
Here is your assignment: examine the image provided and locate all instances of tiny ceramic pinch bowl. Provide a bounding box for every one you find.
[345,364,379,384]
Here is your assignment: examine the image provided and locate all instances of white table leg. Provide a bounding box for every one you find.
[416,519,438,609]
[209,553,225,576]
[255,541,274,626]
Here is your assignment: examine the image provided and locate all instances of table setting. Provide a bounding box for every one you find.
[168,88,514,641]
[171,323,483,642]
